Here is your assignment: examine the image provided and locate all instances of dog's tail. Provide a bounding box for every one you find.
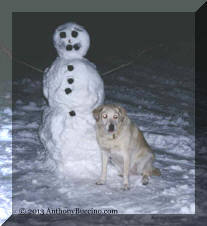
[152,167,161,176]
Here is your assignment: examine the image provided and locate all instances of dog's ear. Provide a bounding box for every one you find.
[93,105,104,121]
[117,105,126,122]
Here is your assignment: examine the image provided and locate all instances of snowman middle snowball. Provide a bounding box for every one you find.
[39,22,104,176]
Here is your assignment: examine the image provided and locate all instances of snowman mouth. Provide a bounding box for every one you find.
[66,44,73,51]
[66,43,81,51]
[73,43,81,51]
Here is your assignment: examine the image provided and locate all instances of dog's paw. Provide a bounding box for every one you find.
[96,180,105,185]
[122,184,130,191]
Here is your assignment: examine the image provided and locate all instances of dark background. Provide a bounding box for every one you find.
[196,3,207,129]
[13,13,194,70]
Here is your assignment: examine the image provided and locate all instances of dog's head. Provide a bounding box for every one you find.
[93,104,126,133]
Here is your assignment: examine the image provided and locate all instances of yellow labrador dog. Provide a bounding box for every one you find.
[93,104,160,190]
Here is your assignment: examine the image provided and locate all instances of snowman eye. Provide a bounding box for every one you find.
[113,115,118,119]
[71,31,78,38]
[102,114,107,119]
[59,32,66,38]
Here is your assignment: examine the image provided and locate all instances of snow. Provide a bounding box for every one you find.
[39,23,104,174]
[21,102,41,111]
[39,58,105,174]
[0,86,12,225]
[0,42,195,225]
[43,58,104,109]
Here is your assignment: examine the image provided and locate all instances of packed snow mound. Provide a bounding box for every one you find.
[43,57,104,109]
[40,22,104,175]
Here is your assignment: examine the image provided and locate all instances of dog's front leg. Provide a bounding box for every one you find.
[122,153,130,190]
[96,150,109,185]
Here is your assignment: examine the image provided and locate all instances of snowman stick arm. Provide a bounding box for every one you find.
[0,41,44,73]
[102,61,134,76]
[14,58,44,73]
[102,43,164,77]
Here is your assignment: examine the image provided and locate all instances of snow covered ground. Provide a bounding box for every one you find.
[0,42,195,224]
[0,82,12,225]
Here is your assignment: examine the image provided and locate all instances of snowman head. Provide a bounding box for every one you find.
[53,22,90,59]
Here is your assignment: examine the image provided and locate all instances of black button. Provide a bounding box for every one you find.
[71,31,78,38]
[69,111,76,116]
[65,88,72,94]
[73,44,80,50]
[60,32,66,38]
[66,45,73,51]
[67,78,74,84]
[67,65,74,71]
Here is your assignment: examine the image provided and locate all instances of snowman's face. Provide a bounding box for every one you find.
[53,22,90,59]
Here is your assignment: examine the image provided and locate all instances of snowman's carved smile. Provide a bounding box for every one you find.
[73,43,80,50]
[66,43,81,51]
[66,44,73,51]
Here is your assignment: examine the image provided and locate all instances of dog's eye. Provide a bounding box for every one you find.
[102,114,107,119]
[113,115,118,119]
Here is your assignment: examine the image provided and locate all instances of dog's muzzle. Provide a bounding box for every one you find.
[108,124,115,132]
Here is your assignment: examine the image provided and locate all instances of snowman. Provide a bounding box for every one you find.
[39,22,104,176]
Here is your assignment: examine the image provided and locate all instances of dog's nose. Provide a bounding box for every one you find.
[108,124,114,132]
